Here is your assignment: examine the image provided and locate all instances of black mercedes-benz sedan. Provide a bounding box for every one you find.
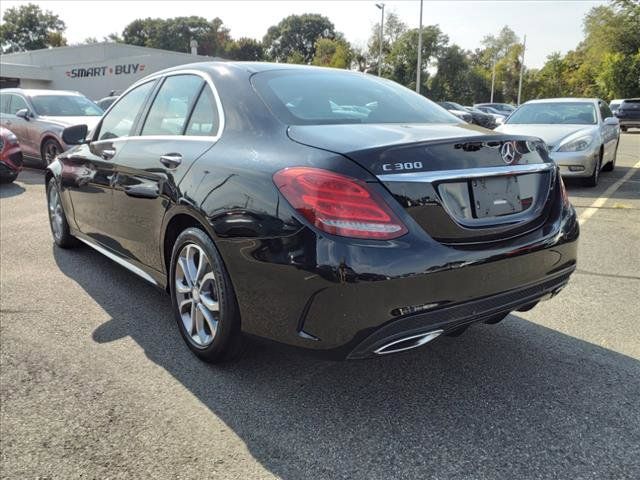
[46,62,579,362]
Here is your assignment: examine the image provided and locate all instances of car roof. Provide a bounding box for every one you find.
[524,98,597,104]
[1,88,83,97]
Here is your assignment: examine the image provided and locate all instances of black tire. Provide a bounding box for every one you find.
[41,138,63,167]
[46,178,78,248]
[602,141,618,172]
[170,227,243,363]
[583,148,602,187]
[0,173,18,184]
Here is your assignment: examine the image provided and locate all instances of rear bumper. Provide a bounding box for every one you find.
[347,266,572,359]
[550,149,598,178]
[218,199,579,360]
[618,118,640,128]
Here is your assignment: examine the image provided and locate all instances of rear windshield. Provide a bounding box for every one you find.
[31,95,103,117]
[620,99,640,109]
[252,70,458,125]
[506,102,597,125]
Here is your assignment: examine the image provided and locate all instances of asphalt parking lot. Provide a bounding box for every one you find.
[1,133,639,479]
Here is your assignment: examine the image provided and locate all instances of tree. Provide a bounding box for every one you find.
[535,52,568,98]
[0,3,66,53]
[386,26,448,92]
[225,37,264,61]
[122,16,231,56]
[366,12,408,74]
[312,38,352,68]
[263,14,336,64]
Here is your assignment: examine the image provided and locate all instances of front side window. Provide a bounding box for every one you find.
[599,102,613,120]
[185,86,219,136]
[253,70,458,126]
[98,81,155,140]
[506,102,597,125]
[30,95,102,116]
[141,75,204,136]
[8,94,28,115]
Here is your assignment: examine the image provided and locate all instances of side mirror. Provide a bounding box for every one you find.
[62,124,89,145]
[604,116,619,126]
[15,108,32,120]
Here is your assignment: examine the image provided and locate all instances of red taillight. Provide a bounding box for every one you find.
[273,167,408,240]
[559,175,570,207]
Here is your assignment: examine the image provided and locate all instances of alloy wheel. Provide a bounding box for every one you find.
[48,185,64,241]
[44,142,60,165]
[174,243,220,347]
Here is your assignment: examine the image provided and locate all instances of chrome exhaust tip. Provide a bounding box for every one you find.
[373,330,444,355]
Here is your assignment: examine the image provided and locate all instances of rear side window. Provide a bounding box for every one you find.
[253,70,458,126]
[185,87,219,136]
[8,94,28,115]
[0,94,8,114]
[98,81,155,140]
[141,75,203,136]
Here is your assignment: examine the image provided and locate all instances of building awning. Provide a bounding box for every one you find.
[0,62,52,81]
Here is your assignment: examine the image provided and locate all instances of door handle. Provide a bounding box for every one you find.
[101,148,116,160]
[160,153,182,169]
[124,184,159,199]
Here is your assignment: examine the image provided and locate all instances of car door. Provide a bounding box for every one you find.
[0,94,36,157]
[598,100,617,163]
[63,79,157,246]
[109,73,221,270]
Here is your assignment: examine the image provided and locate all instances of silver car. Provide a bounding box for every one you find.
[496,98,620,187]
[0,89,103,166]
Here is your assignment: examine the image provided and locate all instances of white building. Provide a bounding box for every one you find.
[0,42,219,100]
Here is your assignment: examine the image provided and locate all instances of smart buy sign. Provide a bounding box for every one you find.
[66,64,146,78]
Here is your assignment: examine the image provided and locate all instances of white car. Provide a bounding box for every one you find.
[496,98,620,186]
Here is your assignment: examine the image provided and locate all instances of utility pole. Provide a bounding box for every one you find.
[376,3,385,76]
[517,34,526,105]
[416,0,423,93]
[490,57,496,102]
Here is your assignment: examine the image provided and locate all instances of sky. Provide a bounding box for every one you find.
[0,0,606,68]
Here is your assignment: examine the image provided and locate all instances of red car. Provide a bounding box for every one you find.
[0,127,23,183]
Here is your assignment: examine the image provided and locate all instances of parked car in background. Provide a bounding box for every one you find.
[96,95,119,111]
[609,99,623,114]
[47,62,578,363]
[0,89,103,167]
[496,98,619,186]
[614,98,640,132]
[474,103,516,115]
[436,101,472,123]
[464,106,500,128]
[0,127,23,183]
[474,105,509,121]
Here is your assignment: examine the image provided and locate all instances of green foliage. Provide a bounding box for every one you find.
[386,26,448,92]
[122,16,231,56]
[225,37,264,61]
[312,38,352,68]
[262,14,335,64]
[0,3,66,53]
[366,12,408,72]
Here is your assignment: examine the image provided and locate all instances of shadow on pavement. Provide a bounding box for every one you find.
[0,181,26,198]
[53,244,640,479]
[565,165,640,201]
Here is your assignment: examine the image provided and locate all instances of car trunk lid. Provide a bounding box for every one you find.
[288,123,557,244]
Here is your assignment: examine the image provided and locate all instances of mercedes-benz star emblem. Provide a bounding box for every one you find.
[500,141,516,164]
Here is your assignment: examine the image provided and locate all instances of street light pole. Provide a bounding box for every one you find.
[517,34,526,105]
[376,3,385,76]
[416,0,423,93]
[490,57,496,102]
